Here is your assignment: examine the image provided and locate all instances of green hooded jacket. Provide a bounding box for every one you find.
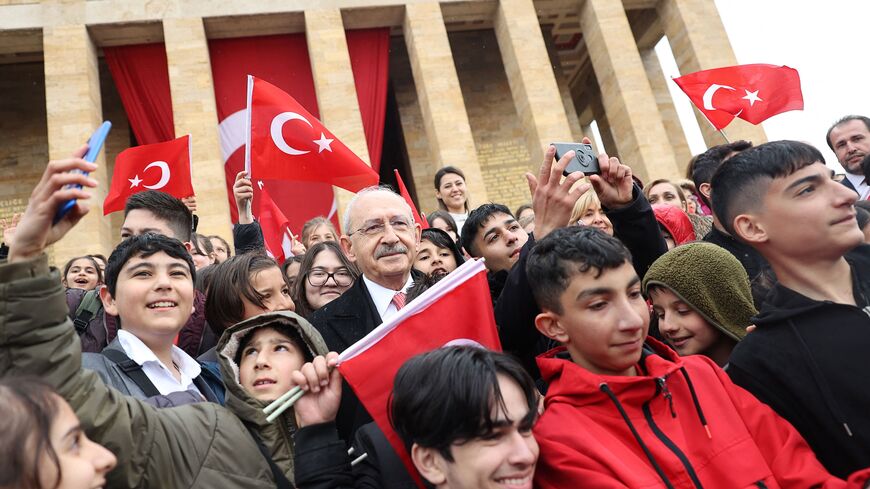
[0,255,328,488]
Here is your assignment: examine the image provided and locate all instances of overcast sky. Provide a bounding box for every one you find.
[654,0,869,173]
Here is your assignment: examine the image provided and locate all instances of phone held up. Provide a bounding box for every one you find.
[552,142,599,177]
[53,121,112,224]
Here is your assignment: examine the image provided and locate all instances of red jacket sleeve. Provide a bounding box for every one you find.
[714,360,870,488]
[533,435,632,489]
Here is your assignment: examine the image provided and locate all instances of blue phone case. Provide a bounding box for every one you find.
[53,121,112,224]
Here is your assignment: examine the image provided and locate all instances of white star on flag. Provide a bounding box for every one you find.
[128,175,143,188]
[742,89,762,106]
[313,133,334,153]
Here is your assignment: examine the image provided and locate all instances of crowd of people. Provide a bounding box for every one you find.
[3,115,870,488]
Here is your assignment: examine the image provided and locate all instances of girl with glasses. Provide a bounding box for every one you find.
[293,241,360,318]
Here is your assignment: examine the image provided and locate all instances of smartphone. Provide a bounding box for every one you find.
[53,121,112,224]
[552,142,599,176]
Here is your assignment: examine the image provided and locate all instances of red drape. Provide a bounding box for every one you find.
[347,28,390,172]
[104,44,175,144]
[103,31,390,234]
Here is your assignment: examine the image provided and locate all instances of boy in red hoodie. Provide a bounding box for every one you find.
[526,226,870,488]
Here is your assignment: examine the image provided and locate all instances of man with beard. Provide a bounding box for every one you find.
[827,115,870,198]
[308,186,422,440]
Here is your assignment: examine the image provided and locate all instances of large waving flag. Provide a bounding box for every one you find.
[337,259,501,487]
[245,75,379,192]
[673,64,803,130]
[104,135,194,214]
[254,180,292,263]
[394,169,428,229]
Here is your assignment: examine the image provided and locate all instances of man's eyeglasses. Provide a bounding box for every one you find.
[307,268,353,287]
[350,217,413,237]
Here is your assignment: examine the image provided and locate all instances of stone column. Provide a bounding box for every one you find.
[658,0,767,147]
[44,24,112,265]
[163,17,233,242]
[403,2,488,204]
[494,0,573,167]
[640,47,693,169]
[305,8,372,229]
[580,0,681,181]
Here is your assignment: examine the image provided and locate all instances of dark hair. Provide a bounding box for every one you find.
[826,115,870,150]
[207,235,231,259]
[195,264,218,293]
[300,217,338,248]
[710,140,825,238]
[282,254,306,293]
[434,166,469,212]
[0,377,63,489]
[461,203,514,257]
[389,346,537,462]
[691,140,753,206]
[124,190,193,242]
[62,255,104,286]
[419,227,465,272]
[293,241,359,318]
[405,273,446,303]
[426,210,459,239]
[105,233,196,297]
[191,233,215,264]
[205,252,285,335]
[526,226,632,313]
[234,324,314,366]
[515,204,533,219]
[857,207,870,231]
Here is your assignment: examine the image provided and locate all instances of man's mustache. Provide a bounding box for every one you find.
[375,243,408,259]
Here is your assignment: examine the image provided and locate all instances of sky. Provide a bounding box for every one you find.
[653,0,870,173]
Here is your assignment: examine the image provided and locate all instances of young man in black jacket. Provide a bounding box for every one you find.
[712,140,870,477]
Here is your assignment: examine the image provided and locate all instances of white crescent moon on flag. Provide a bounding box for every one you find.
[271,112,313,156]
[143,161,171,190]
[702,84,736,110]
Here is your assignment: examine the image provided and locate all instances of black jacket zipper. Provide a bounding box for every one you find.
[642,377,704,489]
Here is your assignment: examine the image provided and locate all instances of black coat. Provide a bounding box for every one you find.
[308,278,383,442]
[727,245,870,478]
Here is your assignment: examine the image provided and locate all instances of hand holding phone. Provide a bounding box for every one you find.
[53,121,112,224]
[552,142,599,176]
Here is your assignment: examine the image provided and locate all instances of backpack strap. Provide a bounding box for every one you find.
[244,425,293,489]
[100,348,161,398]
[73,289,102,333]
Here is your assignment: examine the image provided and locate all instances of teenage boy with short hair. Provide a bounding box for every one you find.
[525,225,869,488]
[711,140,870,477]
[82,233,220,403]
[290,346,540,489]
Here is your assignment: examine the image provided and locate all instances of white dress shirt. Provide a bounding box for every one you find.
[844,172,870,200]
[450,212,469,236]
[116,329,202,397]
[362,274,415,321]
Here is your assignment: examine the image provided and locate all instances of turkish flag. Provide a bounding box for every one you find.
[673,64,803,130]
[254,180,292,263]
[394,169,428,229]
[337,259,501,487]
[246,75,379,192]
[104,135,194,215]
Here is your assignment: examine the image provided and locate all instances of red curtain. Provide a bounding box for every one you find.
[209,30,390,233]
[104,44,175,144]
[103,30,390,234]
[347,28,390,172]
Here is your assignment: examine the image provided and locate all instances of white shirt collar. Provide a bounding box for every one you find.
[362,274,414,321]
[844,172,870,199]
[116,329,202,395]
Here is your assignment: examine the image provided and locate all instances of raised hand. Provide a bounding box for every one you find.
[525,143,591,240]
[290,352,342,428]
[233,171,254,224]
[181,195,198,214]
[589,149,635,209]
[9,145,97,262]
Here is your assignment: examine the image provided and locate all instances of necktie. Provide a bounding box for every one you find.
[391,291,406,311]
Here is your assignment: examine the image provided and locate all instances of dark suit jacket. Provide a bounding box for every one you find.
[308,278,383,442]
[842,176,859,194]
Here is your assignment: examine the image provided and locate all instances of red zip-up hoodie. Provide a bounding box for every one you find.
[533,338,870,488]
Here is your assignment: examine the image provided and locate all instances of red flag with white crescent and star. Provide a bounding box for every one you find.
[245,75,379,192]
[253,179,292,263]
[673,64,803,130]
[103,135,194,215]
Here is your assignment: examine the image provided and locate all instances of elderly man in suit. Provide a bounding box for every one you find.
[309,185,421,439]
[827,115,870,199]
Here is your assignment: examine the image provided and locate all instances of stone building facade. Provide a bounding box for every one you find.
[0,0,765,266]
